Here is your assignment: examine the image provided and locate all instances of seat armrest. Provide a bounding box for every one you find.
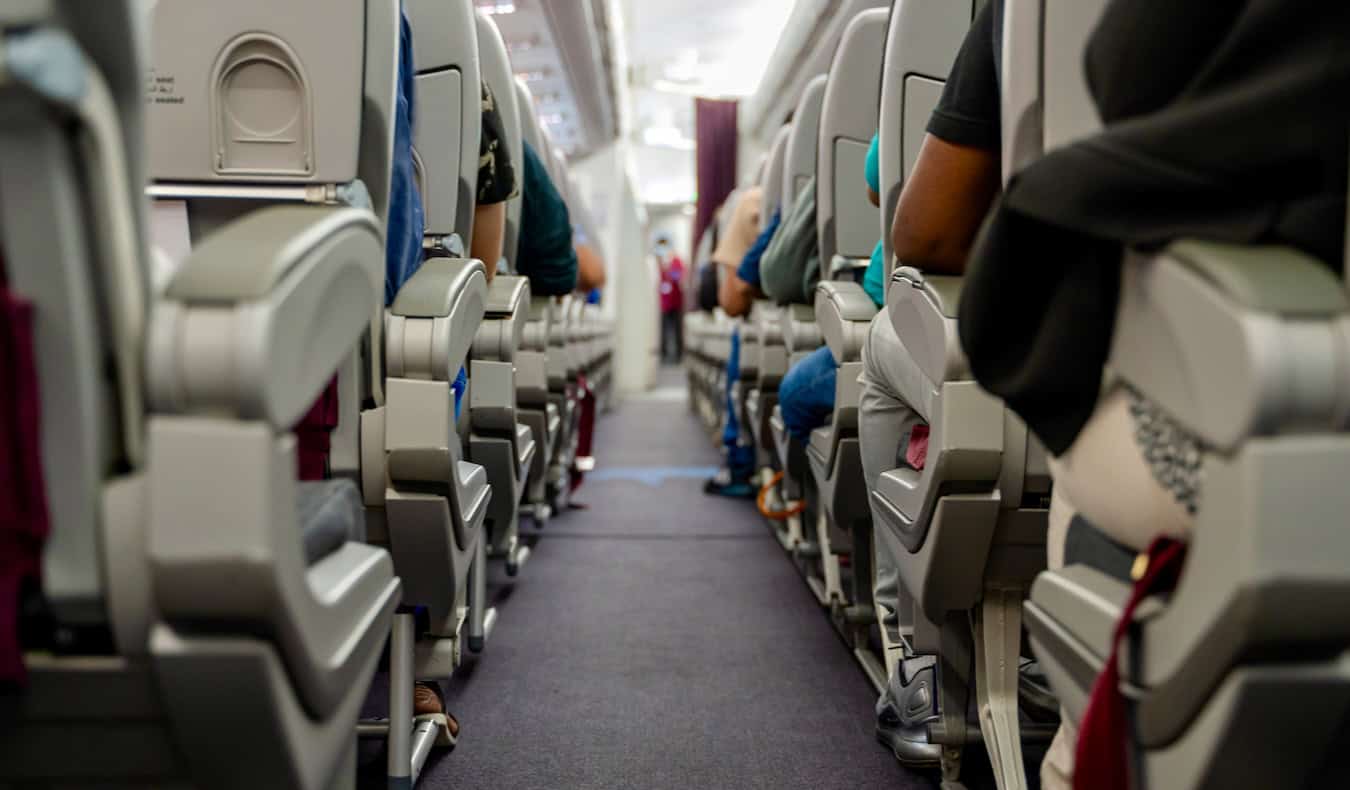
[148,205,382,429]
[1110,241,1350,451]
[390,256,486,318]
[473,275,531,361]
[486,274,530,317]
[782,303,822,354]
[815,280,878,364]
[887,266,969,384]
[386,257,488,381]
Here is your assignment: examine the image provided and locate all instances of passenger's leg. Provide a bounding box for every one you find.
[673,309,684,360]
[859,308,932,631]
[1039,485,1078,790]
[778,346,838,443]
[858,308,941,765]
[706,328,755,497]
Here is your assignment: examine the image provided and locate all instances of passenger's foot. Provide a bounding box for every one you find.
[414,681,460,739]
[702,466,755,498]
[875,655,942,767]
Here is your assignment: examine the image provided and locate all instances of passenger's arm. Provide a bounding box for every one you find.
[575,242,606,292]
[718,263,756,318]
[471,202,506,282]
[890,133,1000,276]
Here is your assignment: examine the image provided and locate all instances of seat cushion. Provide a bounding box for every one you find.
[296,479,367,566]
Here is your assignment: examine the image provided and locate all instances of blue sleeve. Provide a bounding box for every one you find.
[862,241,885,308]
[735,209,782,288]
[865,133,880,195]
[452,366,467,421]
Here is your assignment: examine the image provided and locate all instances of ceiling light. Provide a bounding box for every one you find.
[479,2,516,15]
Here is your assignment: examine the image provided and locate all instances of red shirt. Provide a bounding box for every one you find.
[659,255,685,313]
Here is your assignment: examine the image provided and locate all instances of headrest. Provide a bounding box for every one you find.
[817,8,888,269]
[476,11,523,269]
[879,0,973,283]
[406,0,480,242]
[1002,0,1108,183]
[147,0,365,184]
[762,124,793,229]
[784,75,827,215]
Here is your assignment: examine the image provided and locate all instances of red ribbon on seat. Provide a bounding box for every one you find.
[0,284,51,687]
[1073,536,1188,790]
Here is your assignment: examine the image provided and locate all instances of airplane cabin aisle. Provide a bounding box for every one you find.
[415,367,934,789]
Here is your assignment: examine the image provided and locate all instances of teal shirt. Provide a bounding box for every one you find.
[861,134,885,307]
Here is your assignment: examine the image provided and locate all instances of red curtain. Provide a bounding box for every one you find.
[692,98,739,262]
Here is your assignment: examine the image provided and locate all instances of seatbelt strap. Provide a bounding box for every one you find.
[1073,536,1187,790]
[0,267,52,687]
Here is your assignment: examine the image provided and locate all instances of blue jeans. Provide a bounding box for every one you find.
[722,329,755,475]
[779,346,837,444]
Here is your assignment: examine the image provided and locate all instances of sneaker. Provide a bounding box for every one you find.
[875,656,942,767]
[703,466,755,499]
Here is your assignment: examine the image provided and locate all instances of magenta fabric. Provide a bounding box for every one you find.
[295,377,339,481]
[1,284,50,687]
[693,98,739,262]
[906,425,930,470]
[659,255,685,314]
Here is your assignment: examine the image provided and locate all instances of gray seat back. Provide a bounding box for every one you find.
[1,0,149,628]
[761,123,792,230]
[476,10,523,272]
[878,0,974,285]
[406,0,480,253]
[816,8,888,279]
[783,75,827,218]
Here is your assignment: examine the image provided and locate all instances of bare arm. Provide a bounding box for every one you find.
[890,134,1000,276]
[575,243,606,292]
[717,263,757,317]
[470,202,506,282]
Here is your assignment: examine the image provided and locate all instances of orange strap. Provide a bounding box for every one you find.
[757,470,807,520]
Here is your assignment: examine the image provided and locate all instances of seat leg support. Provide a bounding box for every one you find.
[388,613,414,788]
[975,586,1028,790]
[468,536,488,653]
[817,513,844,605]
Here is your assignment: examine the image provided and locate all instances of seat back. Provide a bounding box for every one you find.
[1019,1,1350,775]
[878,0,974,285]
[783,75,827,217]
[816,8,888,279]
[1,0,149,632]
[476,11,523,272]
[406,0,480,254]
[1002,0,1105,183]
[761,123,792,230]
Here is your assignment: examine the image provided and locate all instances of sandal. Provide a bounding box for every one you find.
[413,681,459,748]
